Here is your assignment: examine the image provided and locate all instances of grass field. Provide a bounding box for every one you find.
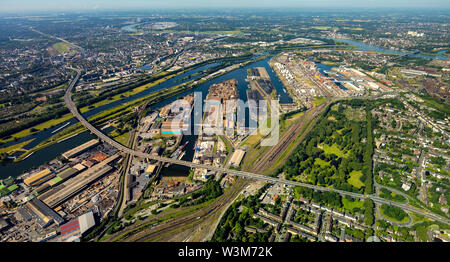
[111,131,130,146]
[411,212,429,224]
[0,138,34,154]
[242,131,262,147]
[420,95,450,116]
[313,96,327,106]
[342,27,364,31]
[348,170,364,188]
[0,71,183,144]
[52,42,74,54]
[78,73,178,113]
[342,197,364,211]
[344,107,364,121]
[320,142,349,158]
[164,29,241,34]
[314,158,330,168]
[0,114,74,143]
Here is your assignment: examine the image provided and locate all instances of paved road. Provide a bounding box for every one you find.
[64,70,450,225]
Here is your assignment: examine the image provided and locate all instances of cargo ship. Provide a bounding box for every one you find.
[166,141,189,167]
[51,122,70,134]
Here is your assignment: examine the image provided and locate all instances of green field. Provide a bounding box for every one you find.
[0,183,19,196]
[110,131,130,146]
[342,197,364,211]
[320,142,349,158]
[0,114,74,143]
[342,27,364,31]
[348,170,364,188]
[420,95,450,116]
[0,71,181,144]
[313,96,327,106]
[314,158,330,168]
[52,42,74,54]
[344,107,364,121]
[164,29,241,35]
[0,138,34,154]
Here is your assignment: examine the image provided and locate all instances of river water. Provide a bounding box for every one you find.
[0,55,293,178]
[3,32,447,178]
[331,38,449,61]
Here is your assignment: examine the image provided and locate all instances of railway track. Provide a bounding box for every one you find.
[115,178,248,242]
[252,100,331,173]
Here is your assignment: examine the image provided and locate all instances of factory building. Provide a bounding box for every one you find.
[34,166,86,195]
[57,166,84,180]
[39,154,120,208]
[24,168,55,187]
[62,139,100,159]
[230,149,246,167]
[144,164,157,177]
[58,211,96,242]
[18,198,64,228]
[161,120,185,135]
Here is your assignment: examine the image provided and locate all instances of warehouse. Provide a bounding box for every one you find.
[145,164,157,177]
[161,119,185,135]
[24,168,55,187]
[62,139,100,159]
[230,149,246,167]
[21,198,64,228]
[39,154,120,208]
[58,211,96,242]
[57,167,82,180]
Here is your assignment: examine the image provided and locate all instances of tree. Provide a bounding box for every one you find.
[363,199,374,226]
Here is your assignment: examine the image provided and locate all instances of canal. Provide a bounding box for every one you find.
[0,55,293,178]
[330,38,449,61]
[6,34,443,179]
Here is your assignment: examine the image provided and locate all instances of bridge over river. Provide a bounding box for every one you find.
[65,69,450,225]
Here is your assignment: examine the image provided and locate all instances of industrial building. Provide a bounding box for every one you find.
[161,119,185,135]
[62,139,100,159]
[230,149,246,167]
[39,154,121,208]
[58,211,96,242]
[24,168,55,187]
[0,217,10,233]
[18,198,64,228]
[34,166,86,195]
[145,164,157,177]
[205,79,238,103]
[58,166,84,180]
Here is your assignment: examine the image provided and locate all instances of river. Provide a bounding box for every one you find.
[0,55,293,178]
[0,62,220,152]
[4,32,444,178]
[331,38,449,61]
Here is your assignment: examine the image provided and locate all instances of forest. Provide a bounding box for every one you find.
[282,100,375,195]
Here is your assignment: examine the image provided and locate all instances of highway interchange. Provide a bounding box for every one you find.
[64,69,450,226]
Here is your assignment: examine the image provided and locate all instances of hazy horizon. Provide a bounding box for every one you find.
[1,0,450,13]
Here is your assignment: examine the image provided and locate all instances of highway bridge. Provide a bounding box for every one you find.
[64,70,449,225]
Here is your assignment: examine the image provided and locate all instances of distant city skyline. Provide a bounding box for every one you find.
[1,0,450,13]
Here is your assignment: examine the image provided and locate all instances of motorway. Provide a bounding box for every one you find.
[64,69,450,226]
